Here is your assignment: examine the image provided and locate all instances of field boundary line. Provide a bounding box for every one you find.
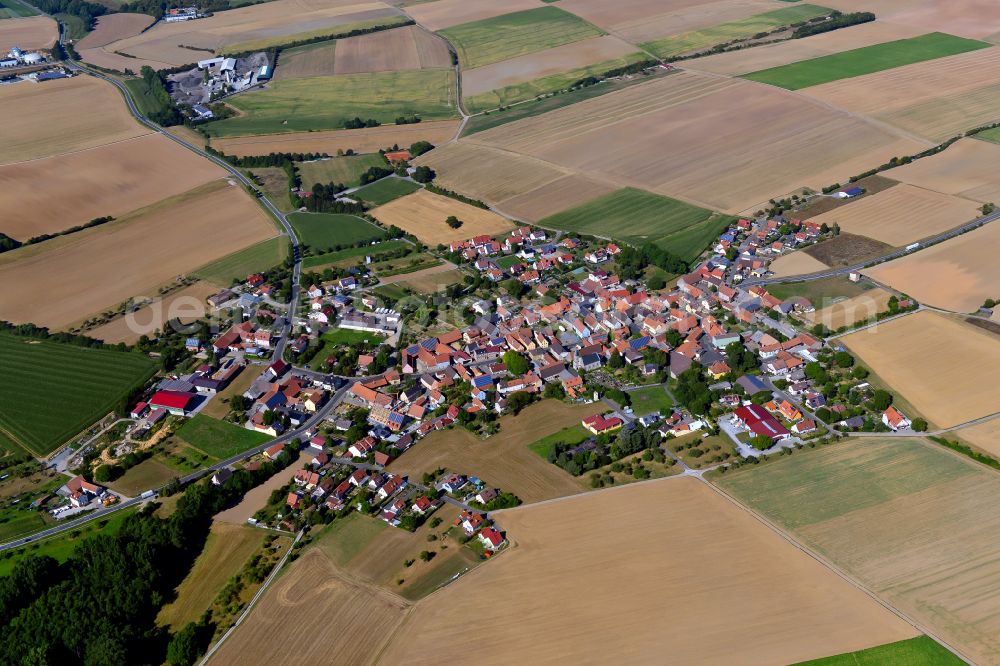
[703,476,973,665]
[199,529,303,666]
[491,470,687,517]
[0,130,158,168]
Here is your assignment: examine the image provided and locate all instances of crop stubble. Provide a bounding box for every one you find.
[369,189,513,245]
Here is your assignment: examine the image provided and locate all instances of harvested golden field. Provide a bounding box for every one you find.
[841,311,1000,427]
[403,0,544,31]
[804,47,1000,142]
[211,548,407,665]
[76,12,155,49]
[0,134,225,238]
[716,437,1000,666]
[462,34,638,97]
[867,222,1000,312]
[76,47,167,73]
[499,173,616,222]
[87,281,221,345]
[768,250,830,277]
[396,267,465,293]
[104,0,402,67]
[0,16,57,52]
[0,180,277,329]
[369,189,514,244]
[390,400,598,503]
[157,522,266,630]
[413,141,568,204]
[686,20,924,75]
[871,0,1000,41]
[216,464,299,524]
[805,288,892,331]
[211,120,459,156]
[809,184,981,246]
[380,477,917,664]
[957,419,1000,460]
[0,75,149,166]
[464,70,929,214]
[557,0,757,41]
[887,138,1000,203]
[335,24,449,73]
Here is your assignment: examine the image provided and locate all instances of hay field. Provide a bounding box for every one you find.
[499,174,616,222]
[0,16,57,51]
[334,24,449,73]
[957,420,1000,460]
[380,477,917,664]
[809,184,981,246]
[210,119,459,156]
[413,141,568,204]
[157,523,266,630]
[462,34,638,97]
[0,134,225,238]
[867,222,1000,312]
[805,288,892,331]
[715,437,1000,666]
[886,138,1000,203]
[441,6,604,70]
[685,20,924,75]
[103,0,403,67]
[803,46,1000,142]
[87,281,220,345]
[769,251,830,277]
[210,548,408,665]
[556,0,768,42]
[463,70,928,214]
[76,12,154,49]
[369,189,513,244]
[0,181,277,329]
[841,311,1000,427]
[0,75,149,166]
[388,400,598,502]
[403,0,543,31]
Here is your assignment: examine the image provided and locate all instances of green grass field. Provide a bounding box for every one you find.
[0,334,156,456]
[303,238,410,269]
[370,252,441,277]
[464,51,647,113]
[175,414,271,459]
[765,276,872,303]
[0,0,39,17]
[288,212,386,250]
[742,32,991,90]
[246,166,296,213]
[54,12,87,38]
[204,70,457,137]
[464,68,672,135]
[793,636,962,665]
[193,237,290,286]
[527,424,591,459]
[441,6,603,69]
[714,438,972,529]
[975,127,1000,144]
[539,188,734,261]
[627,386,674,415]
[298,154,389,188]
[641,4,830,59]
[353,177,421,205]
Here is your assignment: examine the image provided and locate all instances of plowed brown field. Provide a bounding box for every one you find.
[462,70,928,213]
[211,120,460,156]
[378,477,917,664]
[369,189,513,244]
[0,180,278,329]
[0,16,57,52]
[76,13,155,49]
[0,75,149,166]
[0,134,226,238]
[334,24,449,73]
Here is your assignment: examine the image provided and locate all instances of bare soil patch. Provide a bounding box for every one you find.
[886,137,1000,204]
[805,233,892,266]
[211,548,407,665]
[0,133,225,239]
[0,75,149,166]
[841,310,1000,427]
[0,180,277,329]
[211,120,459,156]
[395,267,464,293]
[403,0,544,31]
[76,13,155,49]
[369,189,514,245]
[379,477,917,664]
[499,173,616,222]
[388,400,598,503]
[464,70,929,214]
[867,221,1000,312]
[462,34,638,97]
[0,16,57,52]
[334,24,449,74]
[810,184,981,246]
[87,281,221,345]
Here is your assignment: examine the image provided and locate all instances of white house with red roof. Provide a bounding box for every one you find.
[882,406,911,431]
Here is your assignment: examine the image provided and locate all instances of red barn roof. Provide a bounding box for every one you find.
[150,390,195,410]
